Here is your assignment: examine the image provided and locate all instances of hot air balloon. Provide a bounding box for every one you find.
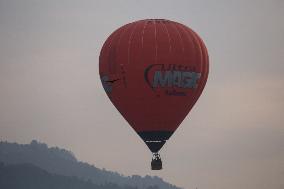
[99,19,209,170]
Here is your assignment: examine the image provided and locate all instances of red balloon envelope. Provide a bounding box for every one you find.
[99,19,209,169]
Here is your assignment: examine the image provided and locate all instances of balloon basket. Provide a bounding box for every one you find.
[151,153,162,170]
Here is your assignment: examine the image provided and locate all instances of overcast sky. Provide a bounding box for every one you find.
[0,0,283,189]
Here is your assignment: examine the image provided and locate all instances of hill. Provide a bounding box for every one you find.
[0,140,181,189]
[0,162,155,189]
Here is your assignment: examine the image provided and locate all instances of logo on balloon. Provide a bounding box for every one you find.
[144,64,201,96]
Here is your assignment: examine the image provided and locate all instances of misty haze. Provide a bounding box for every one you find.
[0,1,283,189]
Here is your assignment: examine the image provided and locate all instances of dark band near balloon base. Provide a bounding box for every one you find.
[137,131,174,153]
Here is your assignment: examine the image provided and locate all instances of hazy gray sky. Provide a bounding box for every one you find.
[0,0,283,189]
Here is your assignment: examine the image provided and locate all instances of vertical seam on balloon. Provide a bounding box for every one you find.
[117,24,131,49]
[198,36,209,89]
[100,37,108,65]
[127,23,139,65]
[200,37,209,77]
[113,24,131,74]
[154,20,158,65]
[161,22,172,53]
[172,22,185,53]
[106,28,121,73]
[185,27,205,104]
[177,24,204,109]
[191,30,205,84]
[99,39,107,67]
[182,24,203,71]
[141,21,148,49]
[176,24,194,64]
[193,34,208,113]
